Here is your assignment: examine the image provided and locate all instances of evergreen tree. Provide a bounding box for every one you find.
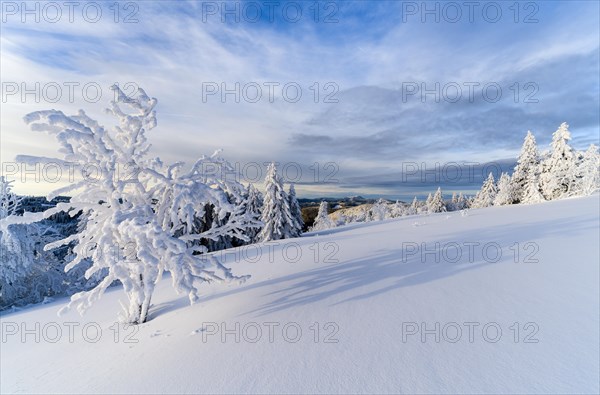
[258,163,297,242]
[539,122,577,200]
[427,187,446,213]
[407,196,419,215]
[574,144,600,196]
[472,173,497,208]
[493,172,514,206]
[243,184,263,243]
[522,171,545,204]
[288,183,304,235]
[311,201,335,231]
[448,192,458,211]
[368,198,389,221]
[390,200,405,218]
[511,131,540,203]
[456,192,468,210]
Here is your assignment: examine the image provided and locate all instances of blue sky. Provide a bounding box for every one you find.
[1,0,599,200]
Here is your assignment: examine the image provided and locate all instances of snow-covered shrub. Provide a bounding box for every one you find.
[1,86,256,323]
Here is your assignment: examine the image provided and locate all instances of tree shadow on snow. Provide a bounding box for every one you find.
[195,214,598,318]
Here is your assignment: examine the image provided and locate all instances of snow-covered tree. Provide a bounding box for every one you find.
[0,219,93,310]
[521,171,545,204]
[427,187,446,213]
[311,200,335,231]
[390,200,405,218]
[425,193,432,209]
[472,173,497,208]
[0,177,21,220]
[0,178,28,307]
[368,198,390,221]
[574,144,600,196]
[407,196,419,215]
[448,192,458,211]
[258,163,297,241]
[493,172,514,206]
[539,122,577,199]
[511,131,540,203]
[456,193,468,210]
[1,86,253,323]
[288,183,304,234]
[243,184,263,243]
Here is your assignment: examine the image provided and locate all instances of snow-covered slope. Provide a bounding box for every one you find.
[2,196,599,394]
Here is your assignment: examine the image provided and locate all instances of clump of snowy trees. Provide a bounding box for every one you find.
[0,86,263,323]
[470,123,599,209]
[1,94,596,318]
[0,179,99,309]
[0,88,311,317]
[323,122,598,229]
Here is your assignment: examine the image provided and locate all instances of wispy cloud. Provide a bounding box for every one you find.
[1,0,598,197]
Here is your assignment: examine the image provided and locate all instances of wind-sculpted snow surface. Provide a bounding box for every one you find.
[1,195,598,394]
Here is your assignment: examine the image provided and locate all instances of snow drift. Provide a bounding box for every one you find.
[1,195,598,394]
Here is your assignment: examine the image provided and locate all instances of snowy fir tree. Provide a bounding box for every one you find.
[539,122,577,200]
[311,201,335,231]
[425,193,433,210]
[427,187,445,213]
[447,192,468,211]
[368,198,390,221]
[493,173,514,206]
[258,163,297,241]
[243,184,263,243]
[472,173,497,208]
[521,171,545,205]
[456,193,468,210]
[574,144,600,196]
[407,196,419,215]
[510,131,540,203]
[390,200,406,218]
[449,192,459,211]
[288,183,304,234]
[0,86,256,323]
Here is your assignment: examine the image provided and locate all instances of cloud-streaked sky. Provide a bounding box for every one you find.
[1,0,599,200]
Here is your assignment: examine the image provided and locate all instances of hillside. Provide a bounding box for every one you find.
[1,195,598,394]
[328,203,373,224]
